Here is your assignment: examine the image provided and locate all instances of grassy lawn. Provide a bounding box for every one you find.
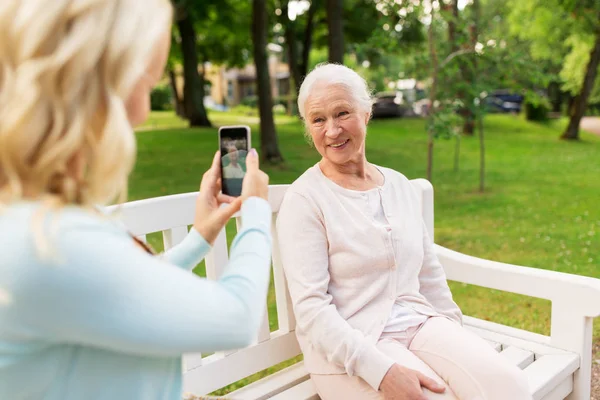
[132,111,600,394]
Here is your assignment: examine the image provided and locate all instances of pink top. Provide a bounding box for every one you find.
[276,164,463,391]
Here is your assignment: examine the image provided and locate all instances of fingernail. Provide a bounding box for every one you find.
[250,148,258,157]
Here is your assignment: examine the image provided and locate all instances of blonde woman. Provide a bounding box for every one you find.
[0,1,272,399]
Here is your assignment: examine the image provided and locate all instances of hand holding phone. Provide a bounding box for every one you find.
[193,151,243,244]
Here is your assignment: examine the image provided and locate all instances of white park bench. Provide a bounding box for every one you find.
[110,180,600,400]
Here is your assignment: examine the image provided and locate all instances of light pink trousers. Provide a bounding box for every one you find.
[311,317,532,400]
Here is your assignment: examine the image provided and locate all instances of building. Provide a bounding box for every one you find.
[205,51,291,108]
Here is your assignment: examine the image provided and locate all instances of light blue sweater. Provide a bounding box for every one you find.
[0,197,272,400]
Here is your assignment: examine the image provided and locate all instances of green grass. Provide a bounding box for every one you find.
[132,111,600,395]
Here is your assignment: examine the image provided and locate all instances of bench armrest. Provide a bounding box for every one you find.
[435,244,600,318]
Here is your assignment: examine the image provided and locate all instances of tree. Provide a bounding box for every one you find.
[426,5,438,183]
[175,7,212,127]
[167,30,185,117]
[253,0,284,163]
[562,27,600,140]
[279,0,320,95]
[508,0,600,140]
[326,0,344,63]
[444,0,475,135]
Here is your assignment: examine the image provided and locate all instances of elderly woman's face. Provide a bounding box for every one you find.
[305,84,370,166]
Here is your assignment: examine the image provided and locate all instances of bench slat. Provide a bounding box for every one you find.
[183,332,301,396]
[525,354,579,399]
[463,318,573,357]
[205,227,228,280]
[228,362,309,400]
[486,340,502,352]
[536,376,573,400]
[162,226,189,250]
[269,379,319,400]
[272,218,296,334]
[500,346,535,369]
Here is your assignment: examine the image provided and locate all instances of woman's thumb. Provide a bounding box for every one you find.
[246,148,259,171]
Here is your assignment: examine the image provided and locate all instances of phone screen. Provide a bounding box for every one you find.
[219,127,249,197]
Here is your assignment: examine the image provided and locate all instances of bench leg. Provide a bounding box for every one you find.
[550,303,594,400]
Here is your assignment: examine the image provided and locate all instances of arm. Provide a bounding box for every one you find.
[160,227,211,271]
[418,220,463,325]
[277,192,395,391]
[17,198,272,356]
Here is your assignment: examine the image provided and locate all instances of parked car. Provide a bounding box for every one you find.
[372,92,406,118]
[485,90,524,113]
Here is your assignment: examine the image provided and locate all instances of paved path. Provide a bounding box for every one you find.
[580,117,600,135]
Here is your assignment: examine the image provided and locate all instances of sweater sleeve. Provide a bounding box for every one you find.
[418,220,463,325]
[160,227,211,271]
[276,192,395,391]
[13,197,273,356]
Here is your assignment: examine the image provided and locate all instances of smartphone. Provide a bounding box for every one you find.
[218,125,251,197]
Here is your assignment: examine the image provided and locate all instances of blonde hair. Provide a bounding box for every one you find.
[0,0,172,212]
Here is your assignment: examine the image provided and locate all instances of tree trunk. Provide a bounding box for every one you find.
[282,2,302,97]
[462,0,476,135]
[300,0,318,79]
[427,9,438,183]
[548,81,562,113]
[326,0,344,64]
[168,68,185,117]
[478,109,485,192]
[561,28,600,140]
[454,134,460,172]
[252,0,284,163]
[177,15,211,127]
[473,0,484,192]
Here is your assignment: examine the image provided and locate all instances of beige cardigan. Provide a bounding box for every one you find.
[276,164,463,391]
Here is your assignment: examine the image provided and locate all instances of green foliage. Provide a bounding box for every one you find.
[427,103,463,140]
[524,100,550,121]
[171,0,252,68]
[240,96,258,108]
[507,0,600,104]
[228,104,259,116]
[560,34,600,103]
[150,85,174,111]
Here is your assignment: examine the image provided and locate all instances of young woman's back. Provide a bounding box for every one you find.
[0,1,272,399]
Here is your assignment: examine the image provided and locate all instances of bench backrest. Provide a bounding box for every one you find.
[110,179,434,395]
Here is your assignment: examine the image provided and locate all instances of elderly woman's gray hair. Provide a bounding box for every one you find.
[297,63,373,120]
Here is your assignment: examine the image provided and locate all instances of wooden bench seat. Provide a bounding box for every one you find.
[226,316,580,400]
[108,180,600,400]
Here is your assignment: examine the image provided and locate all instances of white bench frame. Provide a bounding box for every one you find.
[110,180,600,400]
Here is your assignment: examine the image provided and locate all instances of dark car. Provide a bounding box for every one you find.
[485,90,524,113]
[372,92,406,118]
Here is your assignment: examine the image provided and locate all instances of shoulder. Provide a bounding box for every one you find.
[376,165,411,186]
[0,202,131,264]
[277,166,324,222]
[376,165,423,202]
[281,165,324,205]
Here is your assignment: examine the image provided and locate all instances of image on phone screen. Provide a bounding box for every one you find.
[219,127,249,197]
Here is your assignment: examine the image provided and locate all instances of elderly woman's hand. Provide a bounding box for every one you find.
[380,364,446,400]
[193,151,243,245]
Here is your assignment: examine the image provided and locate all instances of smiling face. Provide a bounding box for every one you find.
[305,84,371,167]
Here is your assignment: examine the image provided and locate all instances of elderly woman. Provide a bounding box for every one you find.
[276,64,531,400]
